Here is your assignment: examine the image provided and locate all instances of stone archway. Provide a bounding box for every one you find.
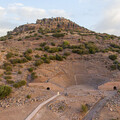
[113,86,117,90]
[47,87,50,90]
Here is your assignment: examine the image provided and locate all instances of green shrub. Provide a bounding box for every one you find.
[40,42,47,47]
[26,94,31,99]
[34,33,37,37]
[44,46,50,51]
[25,36,30,39]
[31,72,37,80]
[44,59,50,64]
[0,85,12,99]
[110,44,120,48]
[13,80,26,88]
[26,49,32,53]
[35,54,40,58]
[64,52,71,56]
[85,42,98,54]
[10,58,28,64]
[6,52,13,59]
[81,104,88,113]
[4,66,12,71]
[62,41,70,48]
[118,90,120,93]
[48,47,63,53]
[109,55,117,61]
[10,59,21,64]
[4,72,12,75]
[4,76,12,80]
[3,62,12,71]
[52,33,65,38]
[24,49,32,55]
[35,47,43,51]
[49,55,56,60]
[6,80,14,84]
[34,60,44,66]
[110,65,117,70]
[18,71,22,74]
[56,54,63,61]
[58,47,63,51]
[28,67,34,72]
[25,55,32,61]
[0,36,6,41]
[51,42,55,46]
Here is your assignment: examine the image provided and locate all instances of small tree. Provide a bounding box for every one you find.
[81,104,88,113]
[0,85,12,99]
[109,55,117,60]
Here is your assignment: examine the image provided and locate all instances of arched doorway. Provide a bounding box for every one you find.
[47,87,50,90]
[113,86,117,90]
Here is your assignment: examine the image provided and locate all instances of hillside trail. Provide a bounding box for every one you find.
[25,93,60,120]
[82,91,117,120]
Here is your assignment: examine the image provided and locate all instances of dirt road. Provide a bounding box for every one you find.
[82,91,116,120]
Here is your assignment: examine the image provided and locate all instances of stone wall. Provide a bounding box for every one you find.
[98,82,120,91]
[28,83,64,91]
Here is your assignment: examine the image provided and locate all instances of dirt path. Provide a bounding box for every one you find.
[25,94,60,120]
[82,91,116,120]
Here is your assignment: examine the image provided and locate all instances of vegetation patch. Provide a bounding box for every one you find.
[13,80,26,88]
[0,85,12,99]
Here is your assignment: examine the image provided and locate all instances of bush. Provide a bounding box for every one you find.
[44,59,50,64]
[64,52,71,56]
[31,72,37,80]
[18,71,22,74]
[4,72,12,75]
[44,46,50,51]
[35,47,43,51]
[25,55,32,61]
[13,80,26,88]
[28,67,34,72]
[35,54,40,58]
[3,62,12,71]
[34,60,44,66]
[26,49,32,54]
[52,33,65,38]
[81,104,88,113]
[62,41,70,48]
[4,76,12,80]
[40,42,47,47]
[109,55,117,61]
[10,58,28,64]
[49,55,56,60]
[110,65,117,70]
[48,47,63,53]
[0,85,12,99]
[6,52,13,59]
[85,42,98,54]
[6,80,14,84]
[51,42,55,46]
[26,94,31,99]
[56,54,63,61]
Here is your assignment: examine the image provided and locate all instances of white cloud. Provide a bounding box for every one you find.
[0,3,70,36]
[0,6,6,17]
[95,0,120,35]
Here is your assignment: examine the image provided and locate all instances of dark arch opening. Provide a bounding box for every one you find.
[47,87,50,90]
[113,86,117,90]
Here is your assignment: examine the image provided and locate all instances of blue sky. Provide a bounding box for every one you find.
[0,0,120,36]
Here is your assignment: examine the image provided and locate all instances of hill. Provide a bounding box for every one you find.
[0,17,120,120]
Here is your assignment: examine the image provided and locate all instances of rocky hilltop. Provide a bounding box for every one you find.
[8,17,91,35]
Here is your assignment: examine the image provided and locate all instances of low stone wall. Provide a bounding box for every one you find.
[28,83,64,91]
[98,82,120,91]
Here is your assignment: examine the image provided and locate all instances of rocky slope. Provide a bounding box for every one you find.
[0,17,120,114]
